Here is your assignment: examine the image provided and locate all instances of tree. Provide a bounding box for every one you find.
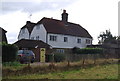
[98,30,117,44]
[1,42,18,62]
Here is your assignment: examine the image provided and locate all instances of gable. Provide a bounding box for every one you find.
[21,21,36,35]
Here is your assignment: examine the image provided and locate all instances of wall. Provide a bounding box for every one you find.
[47,33,92,48]
[30,24,47,42]
[18,28,29,40]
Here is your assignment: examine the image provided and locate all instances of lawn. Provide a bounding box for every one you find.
[4,64,119,79]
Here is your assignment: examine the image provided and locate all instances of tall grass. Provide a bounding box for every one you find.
[3,64,119,79]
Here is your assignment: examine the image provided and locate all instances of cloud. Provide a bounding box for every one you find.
[1,0,77,14]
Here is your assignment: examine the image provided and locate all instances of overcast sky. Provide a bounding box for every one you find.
[0,0,119,44]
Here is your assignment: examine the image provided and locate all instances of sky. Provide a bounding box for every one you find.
[0,0,119,44]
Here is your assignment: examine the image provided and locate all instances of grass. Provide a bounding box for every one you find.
[3,64,119,79]
[2,61,27,70]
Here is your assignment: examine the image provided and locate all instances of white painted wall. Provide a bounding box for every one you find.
[18,24,92,49]
[30,24,47,42]
[47,33,92,48]
[18,28,29,40]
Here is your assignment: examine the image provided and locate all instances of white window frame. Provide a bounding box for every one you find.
[49,35,57,41]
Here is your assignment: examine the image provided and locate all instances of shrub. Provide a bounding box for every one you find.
[72,47,104,54]
[54,53,66,62]
[72,47,79,54]
[1,42,18,62]
[46,54,53,62]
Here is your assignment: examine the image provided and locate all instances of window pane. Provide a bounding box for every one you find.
[77,39,81,43]
[64,37,68,42]
[50,35,57,41]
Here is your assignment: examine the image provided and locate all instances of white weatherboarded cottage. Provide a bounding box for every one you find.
[18,10,92,49]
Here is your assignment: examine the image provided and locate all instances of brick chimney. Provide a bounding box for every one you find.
[61,10,68,23]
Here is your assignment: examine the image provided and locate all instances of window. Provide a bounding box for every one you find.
[64,37,68,42]
[56,49,64,53]
[31,37,34,40]
[77,39,81,43]
[50,35,57,41]
[86,39,91,44]
[36,36,39,40]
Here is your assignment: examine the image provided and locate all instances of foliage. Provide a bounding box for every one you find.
[3,64,118,79]
[54,53,66,62]
[3,61,23,67]
[98,30,118,44]
[46,54,54,62]
[1,42,18,62]
[72,47,104,54]
[72,47,79,54]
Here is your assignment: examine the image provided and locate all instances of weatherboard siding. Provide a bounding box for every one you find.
[47,33,92,48]
[18,24,92,49]
[30,24,47,42]
[18,28,29,40]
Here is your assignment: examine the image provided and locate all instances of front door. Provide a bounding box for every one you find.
[40,48,46,62]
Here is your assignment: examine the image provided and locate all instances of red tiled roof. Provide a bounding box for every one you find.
[21,17,92,39]
[14,39,50,48]
[37,17,92,38]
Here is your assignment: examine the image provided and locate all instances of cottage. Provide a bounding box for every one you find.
[18,10,92,52]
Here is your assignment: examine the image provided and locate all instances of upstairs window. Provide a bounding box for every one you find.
[64,37,68,42]
[50,35,57,41]
[77,39,81,43]
[36,36,39,40]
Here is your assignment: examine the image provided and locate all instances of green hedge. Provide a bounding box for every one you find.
[1,42,18,62]
[72,47,104,54]
[46,53,66,62]
[54,53,66,62]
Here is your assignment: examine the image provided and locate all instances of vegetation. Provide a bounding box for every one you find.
[2,61,27,70]
[46,53,66,62]
[3,64,119,79]
[98,29,120,44]
[72,47,103,54]
[54,53,66,62]
[1,42,18,62]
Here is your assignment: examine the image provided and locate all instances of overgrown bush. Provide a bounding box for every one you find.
[72,47,79,54]
[54,53,66,62]
[46,54,53,62]
[1,42,18,62]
